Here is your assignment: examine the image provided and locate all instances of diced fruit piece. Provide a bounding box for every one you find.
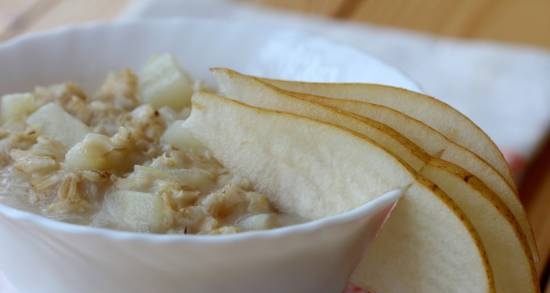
[139,53,193,110]
[27,103,89,147]
[134,165,215,192]
[1,93,37,123]
[104,190,170,232]
[199,216,220,233]
[210,226,240,234]
[162,120,206,154]
[64,133,113,171]
[34,82,86,102]
[200,182,247,218]
[245,191,273,214]
[237,213,278,231]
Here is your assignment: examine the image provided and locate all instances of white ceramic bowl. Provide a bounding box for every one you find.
[0,19,417,293]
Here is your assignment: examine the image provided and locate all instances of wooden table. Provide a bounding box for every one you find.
[1,0,549,291]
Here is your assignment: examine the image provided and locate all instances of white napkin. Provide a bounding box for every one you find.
[122,0,550,172]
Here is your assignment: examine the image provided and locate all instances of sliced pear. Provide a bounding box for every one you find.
[213,69,537,260]
[259,78,514,186]
[357,178,491,293]
[211,69,537,292]
[26,102,89,147]
[211,69,428,172]
[279,89,537,263]
[184,92,493,293]
[418,160,537,293]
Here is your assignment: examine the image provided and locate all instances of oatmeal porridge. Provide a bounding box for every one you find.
[0,54,301,234]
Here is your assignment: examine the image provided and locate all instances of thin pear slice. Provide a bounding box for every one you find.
[418,160,538,293]
[283,91,537,262]
[184,92,493,293]
[259,78,515,186]
[211,71,429,173]
[213,69,537,261]
[211,69,538,293]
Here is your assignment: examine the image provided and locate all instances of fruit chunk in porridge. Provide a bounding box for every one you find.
[0,54,299,234]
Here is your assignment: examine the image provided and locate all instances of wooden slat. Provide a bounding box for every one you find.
[0,0,56,41]
[244,0,550,49]
[521,133,550,277]
[0,0,38,29]
[350,0,463,32]
[246,0,345,16]
[471,0,550,48]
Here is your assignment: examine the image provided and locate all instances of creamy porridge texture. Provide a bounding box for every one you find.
[0,54,296,234]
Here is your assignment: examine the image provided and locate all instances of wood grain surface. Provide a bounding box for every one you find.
[244,0,550,49]
[0,0,129,41]
[0,0,548,290]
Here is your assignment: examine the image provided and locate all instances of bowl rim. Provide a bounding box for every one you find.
[0,18,421,92]
[0,18,411,244]
[0,189,402,244]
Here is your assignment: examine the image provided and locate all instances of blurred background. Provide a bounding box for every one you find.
[0,0,549,291]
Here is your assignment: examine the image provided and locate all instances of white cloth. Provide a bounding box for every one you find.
[122,0,550,162]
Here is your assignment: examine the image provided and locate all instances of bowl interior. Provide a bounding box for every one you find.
[0,18,416,238]
[0,18,417,293]
[0,19,419,95]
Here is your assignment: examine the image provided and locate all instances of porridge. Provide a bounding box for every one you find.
[0,54,300,234]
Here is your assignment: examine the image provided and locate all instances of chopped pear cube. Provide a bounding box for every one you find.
[1,93,37,123]
[245,191,273,214]
[64,133,113,171]
[237,214,278,231]
[26,103,89,147]
[105,190,170,232]
[134,165,215,192]
[162,120,206,154]
[139,54,193,110]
